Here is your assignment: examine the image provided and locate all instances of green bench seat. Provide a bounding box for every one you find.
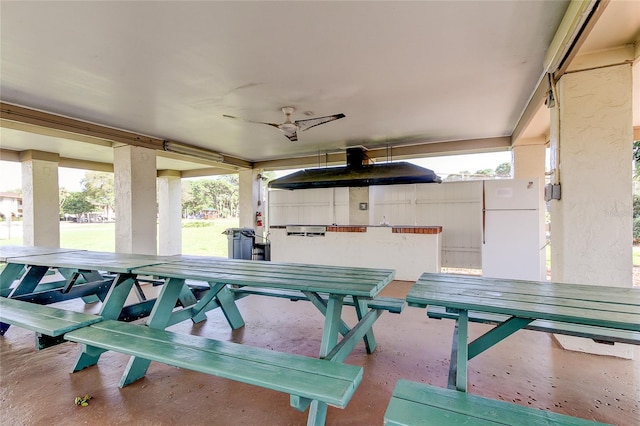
[65,320,363,425]
[230,286,406,314]
[384,380,612,425]
[0,297,103,349]
[427,306,640,345]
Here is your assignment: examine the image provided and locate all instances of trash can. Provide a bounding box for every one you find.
[223,228,255,260]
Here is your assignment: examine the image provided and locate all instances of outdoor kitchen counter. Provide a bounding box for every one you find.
[269,225,442,281]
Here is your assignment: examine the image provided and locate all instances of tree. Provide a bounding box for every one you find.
[495,162,511,177]
[182,175,240,218]
[474,168,494,178]
[81,172,114,218]
[61,192,95,219]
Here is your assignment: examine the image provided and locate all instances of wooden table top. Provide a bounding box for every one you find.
[4,250,180,273]
[133,258,396,298]
[407,273,640,332]
[0,246,85,262]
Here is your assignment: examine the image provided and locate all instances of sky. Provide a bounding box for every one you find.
[0,151,512,192]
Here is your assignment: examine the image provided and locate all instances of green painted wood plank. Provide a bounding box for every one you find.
[158,263,391,287]
[412,286,638,317]
[133,264,393,297]
[427,306,640,345]
[385,380,612,426]
[407,284,640,332]
[139,258,394,282]
[135,262,394,288]
[0,246,85,262]
[65,320,363,408]
[417,283,640,314]
[0,297,103,336]
[94,319,362,382]
[6,251,179,273]
[416,273,640,306]
[409,279,640,312]
[174,256,393,277]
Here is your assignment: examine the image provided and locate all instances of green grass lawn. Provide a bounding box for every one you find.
[3,221,640,267]
[0,218,239,257]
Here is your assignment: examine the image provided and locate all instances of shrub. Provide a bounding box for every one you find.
[182,221,215,228]
[634,217,640,244]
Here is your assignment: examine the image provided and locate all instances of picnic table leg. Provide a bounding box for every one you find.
[0,263,26,295]
[80,270,108,303]
[212,284,245,329]
[58,268,101,303]
[353,296,377,354]
[176,283,207,323]
[308,294,345,425]
[455,309,469,392]
[7,265,49,297]
[119,277,186,387]
[303,291,350,336]
[72,273,136,372]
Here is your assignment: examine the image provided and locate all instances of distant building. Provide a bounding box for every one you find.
[0,192,22,218]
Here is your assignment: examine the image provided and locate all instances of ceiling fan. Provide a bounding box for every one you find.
[223,107,345,142]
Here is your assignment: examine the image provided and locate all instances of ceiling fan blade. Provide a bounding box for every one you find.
[284,131,298,142]
[222,114,280,128]
[295,113,346,132]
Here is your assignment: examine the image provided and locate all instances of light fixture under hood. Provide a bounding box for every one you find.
[163,140,224,163]
[269,147,441,190]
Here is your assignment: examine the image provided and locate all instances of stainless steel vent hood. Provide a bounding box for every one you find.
[268,147,442,190]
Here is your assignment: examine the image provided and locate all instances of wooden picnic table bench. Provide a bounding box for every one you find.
[0,297,103,349]
[427,305,640,345]
[384,380,612,425]
[65,320,363,426]
[230,286,406,314]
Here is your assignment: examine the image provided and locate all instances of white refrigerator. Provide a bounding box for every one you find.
[481,178,545,281]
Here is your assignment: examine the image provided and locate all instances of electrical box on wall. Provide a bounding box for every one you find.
[359,202,368,211]
[544,183,561,201]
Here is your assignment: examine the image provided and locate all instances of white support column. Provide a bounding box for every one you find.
[238,169,263,235]
[20,150,60,247]
[549,63,634,358]
[158,170,182,256]
[113,145,157,255]
[512,138,546,181]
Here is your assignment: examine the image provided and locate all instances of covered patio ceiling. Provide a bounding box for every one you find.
[0,1,639,176]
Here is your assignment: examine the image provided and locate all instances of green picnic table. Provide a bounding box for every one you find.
[1,245,87,297]
[72,257,395,424]
[406,272,640,392]
[0,249,180,336]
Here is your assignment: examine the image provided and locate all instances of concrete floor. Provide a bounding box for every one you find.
[1,281,638,425]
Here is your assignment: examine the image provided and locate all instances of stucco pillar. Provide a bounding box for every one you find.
[239,169,263,236]
[158,170,182,256]
[113,145,157,254]
[512,139,546,181]
[549,63,633,358]
[20,150,60,247]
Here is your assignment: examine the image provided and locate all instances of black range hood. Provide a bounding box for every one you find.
[268,148,442,190]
